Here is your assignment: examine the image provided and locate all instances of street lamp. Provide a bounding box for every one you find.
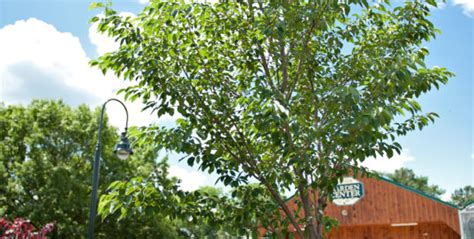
[87,98,133,239]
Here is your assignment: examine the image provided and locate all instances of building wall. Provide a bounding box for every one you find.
[327,223,460,239]
[261,176,461,238]
[321,177,460,235]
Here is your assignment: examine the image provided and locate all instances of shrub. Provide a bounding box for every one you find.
[0,218,54,239]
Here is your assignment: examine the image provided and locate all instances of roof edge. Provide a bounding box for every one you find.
[459,199,474,210]
[283,176,460,210]
[379,176,459,209]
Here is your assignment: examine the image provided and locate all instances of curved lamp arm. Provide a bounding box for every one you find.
[98,98,129,141]
[88,98,129,239]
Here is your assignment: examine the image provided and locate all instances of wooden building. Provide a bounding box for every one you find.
[260,176,461,239]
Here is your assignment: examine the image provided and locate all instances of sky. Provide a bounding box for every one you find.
[0,0,472,201]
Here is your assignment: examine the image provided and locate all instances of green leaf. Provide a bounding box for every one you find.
[88,2,104,11]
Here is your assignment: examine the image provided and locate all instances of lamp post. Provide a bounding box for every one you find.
[87,98,133,239]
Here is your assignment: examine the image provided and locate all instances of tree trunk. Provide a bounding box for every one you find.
[261,179,305,238]
[315,193,329,239]
[298,186,323,239]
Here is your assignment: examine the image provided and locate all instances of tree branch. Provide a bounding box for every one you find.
[260,177,305,238]
[280,40,289,93]
[286,5,319,101]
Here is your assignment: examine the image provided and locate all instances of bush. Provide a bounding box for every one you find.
[0,218,54,239]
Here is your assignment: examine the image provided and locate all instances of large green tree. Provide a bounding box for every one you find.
[92,0,452,237]
[0,100,179,238]
[383,167,445,198]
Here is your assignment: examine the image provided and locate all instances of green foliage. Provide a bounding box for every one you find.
[451,185,474,208]
[383,167,445,198]
[0,100,178,238]
[99,174,280,237]
[92,0,452,237]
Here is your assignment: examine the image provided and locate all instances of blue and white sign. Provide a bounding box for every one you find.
[332,177,364,206]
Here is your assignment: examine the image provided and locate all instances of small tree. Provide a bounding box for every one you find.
[92,0,452,237]
[451,186,474,208]
[383,168,445,198]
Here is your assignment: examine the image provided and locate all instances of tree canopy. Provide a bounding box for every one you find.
[0,100,180,238]
[383,167,445,198]
[91,0,452,237]
[451,185,474,208]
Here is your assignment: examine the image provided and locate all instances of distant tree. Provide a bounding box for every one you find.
[0,100,179,238]
[198,186,224,197]
[451,186,474,208]
[92,0,452,237]
[383,168,445,198]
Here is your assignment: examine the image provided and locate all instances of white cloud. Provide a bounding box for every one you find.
[436,1,447,9]
[441,191,452,201]
[137,0,149,4]
[168,165,208,191]
[0,17,178,131]
[88,23,118,56]
[453,0,474,16]
[0,18,113,106]
[361,149,415,173]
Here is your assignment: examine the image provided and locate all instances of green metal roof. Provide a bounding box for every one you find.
[460,199,474,210]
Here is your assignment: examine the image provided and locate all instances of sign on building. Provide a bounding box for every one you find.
[332,177,364,206]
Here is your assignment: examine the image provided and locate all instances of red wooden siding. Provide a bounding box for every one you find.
[327,223,460,239]
[260,176,460,238]
[321,177,460,235]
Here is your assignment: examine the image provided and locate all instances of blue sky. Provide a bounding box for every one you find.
[0,0,472,199]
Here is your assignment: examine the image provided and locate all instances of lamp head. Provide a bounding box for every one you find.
[114,132,133,160]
